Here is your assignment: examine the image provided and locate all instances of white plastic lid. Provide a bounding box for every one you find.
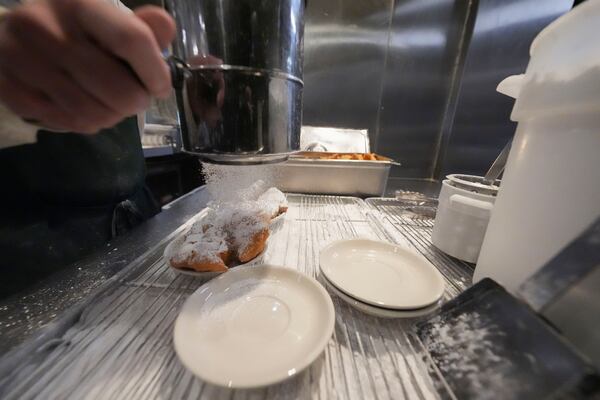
[510,0,600,121]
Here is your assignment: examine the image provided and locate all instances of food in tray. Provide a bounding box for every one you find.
[324,153,378,160]
[292,151,391,161]
[167,185,288,273]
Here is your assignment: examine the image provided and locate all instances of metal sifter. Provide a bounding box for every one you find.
[164,0,305,165]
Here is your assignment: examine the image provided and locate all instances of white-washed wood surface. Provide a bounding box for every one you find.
[0,195,472,400]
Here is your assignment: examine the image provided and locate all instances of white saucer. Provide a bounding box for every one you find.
[322,275,441,319]
[271,211,286,225]
[320,239,445,310]
[173,265,335,388]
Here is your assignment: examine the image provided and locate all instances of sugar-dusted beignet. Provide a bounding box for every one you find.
[257,187,288,219]
[169,226,230,272]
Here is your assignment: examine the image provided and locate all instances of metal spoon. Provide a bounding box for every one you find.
[482,141,512,186]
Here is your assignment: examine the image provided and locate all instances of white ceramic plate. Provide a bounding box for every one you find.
[270,211,286,230]
[320,239,445,310]
[322,275,441,319]
[173,265,335,388]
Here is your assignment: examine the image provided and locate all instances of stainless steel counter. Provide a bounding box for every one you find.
[0,186,212,355]
[0,191,473,399]
[0,180,442,357]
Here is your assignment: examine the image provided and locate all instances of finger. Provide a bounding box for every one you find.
[62,40,152,116]
[73,0,172,98]
[0,71,72,131]
[0,33,120,133]
[134,6,176,50]
[4,2,150,117]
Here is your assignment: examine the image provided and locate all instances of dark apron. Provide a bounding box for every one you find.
[0,117,159,298]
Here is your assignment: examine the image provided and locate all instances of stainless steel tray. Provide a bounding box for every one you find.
[275,157,392,197]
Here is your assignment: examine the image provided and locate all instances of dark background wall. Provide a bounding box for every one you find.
[300,0,574,179]
[437,0,575,178]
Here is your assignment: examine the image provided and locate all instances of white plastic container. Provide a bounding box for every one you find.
[432,177,496,263]
[473,0,600,293]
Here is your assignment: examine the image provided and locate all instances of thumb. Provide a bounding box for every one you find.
[134,6,176,50]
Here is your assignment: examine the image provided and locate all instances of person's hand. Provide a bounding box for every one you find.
[0,0,175,133]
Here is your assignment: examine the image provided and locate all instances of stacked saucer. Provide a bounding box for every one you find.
[319,239,445,318]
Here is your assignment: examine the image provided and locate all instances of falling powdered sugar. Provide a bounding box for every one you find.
[201,162,281,203]
[167,163,287,270]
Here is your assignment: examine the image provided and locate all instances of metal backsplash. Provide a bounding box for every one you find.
[302,0,573,179]
[376,0,474,178]
[436,0,575,179]
[302,0,393,144]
